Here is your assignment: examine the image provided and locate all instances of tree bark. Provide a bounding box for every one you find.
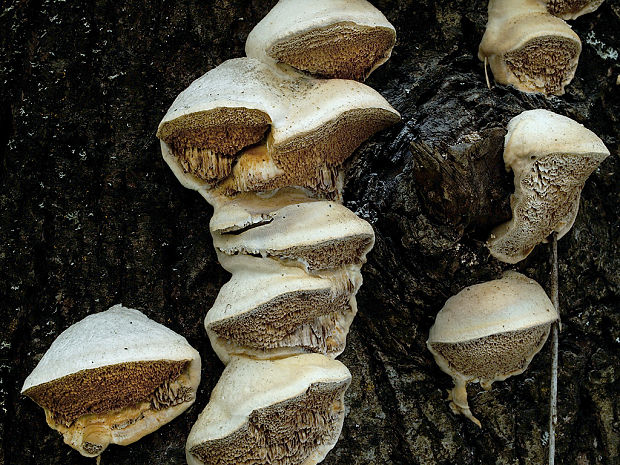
[1,1,618,464]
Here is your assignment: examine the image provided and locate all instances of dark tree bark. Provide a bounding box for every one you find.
[1,1,618,464]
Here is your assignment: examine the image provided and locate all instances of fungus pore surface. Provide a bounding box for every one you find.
[546,0,604,18]
[222,107,398,195]
[158,108,271,184]
[489,151,608,262]
[209,288,354,355]
[189,380,348,465]
[274,108,398,174]
[268,22,395,80]
[504,35,579,94]
[23,360,192,427]
[268,235,374,271]
[430,324,550,381]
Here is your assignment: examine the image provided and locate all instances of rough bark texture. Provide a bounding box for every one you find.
[1,1,618,464]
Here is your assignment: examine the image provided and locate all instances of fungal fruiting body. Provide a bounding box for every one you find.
[427,272,558,426]
[479,0,581,95]
[544,0,605,19]
[205,258,361,363]
[210,191,376,273]
[245,0,396,80]
[158,3,397,462]
[21,305,201,457]
[157,57,399,198]
[186,355,351,465]
[203,188,376,364]
[488,109,610,264]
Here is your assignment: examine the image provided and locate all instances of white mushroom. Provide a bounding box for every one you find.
[245,0,396,81]
[427,272,559,426]
[205,257,361,363]
[210,190,375,273]
[544,0,605,20]
[157,57,400,197]
[478,0,582,95]
[488,109,610,264]
[186,354,351,465]
[22,304,201,457]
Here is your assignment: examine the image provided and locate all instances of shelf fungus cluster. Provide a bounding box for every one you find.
[488,109,610,264]
[427,272,559,426]
[22,305,201,457]
[157,1,398,463]
[479,0,605,95]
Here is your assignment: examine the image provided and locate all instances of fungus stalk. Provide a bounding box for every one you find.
[548,232,559,465]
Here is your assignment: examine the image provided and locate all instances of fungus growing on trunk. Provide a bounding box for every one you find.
[157,57,399,197]
[21,305,201,457]
[186,354,351,465]
[427,272,558,426]
[245,0,396,81]
[487,109,610,264]
[210,191,375,273]
[478,0,581,95]
[544,0,605,19]
[205,257,361,363]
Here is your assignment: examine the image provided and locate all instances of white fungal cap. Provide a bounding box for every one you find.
[427,272,558,426]
[544,0,605,20]
[211,194,375,273]
[205,258,361,363]
[207,188,319,234]
[157,57,399,197]
[22,304,201,457]
[246,0,396,81]
[478,0,582,95]
[186,354,351,465]
[488,109,610,264]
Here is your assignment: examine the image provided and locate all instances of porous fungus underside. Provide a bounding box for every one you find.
[430,324,550,380]
[269,235,373,271]
[190,381,348,465]
[269,22,395,80]
[490,152,608,261]
[24,360,191,426]
[504,36,579,94]
[158,109,271,183]
[546,0,600,17]
[209,288,353,354]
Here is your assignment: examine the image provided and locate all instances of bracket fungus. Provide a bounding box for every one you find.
[21,305,201,457]
[157,57,399,197]
[427,272,559,427]
[544,0,605,19]
[186,354,351,465]
[205,257,361,363]
[211,192,375,273]
[245,0,396,81]
[479,0,582,95]
[488,109,610,264]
